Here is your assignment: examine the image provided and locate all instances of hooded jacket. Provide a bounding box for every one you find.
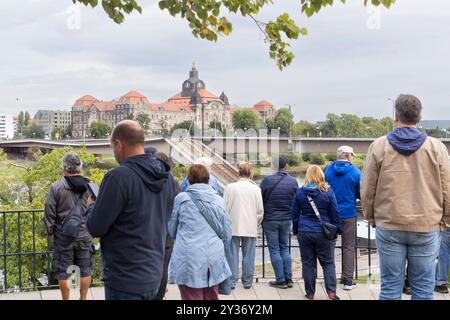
[44,175,91,241]
[362,127,450,232]
[86,154,178,294]
[325,161,361,219]
[169,183,232,288]
[291,186,342,234]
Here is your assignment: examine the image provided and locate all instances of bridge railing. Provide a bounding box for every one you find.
[0,209,376,293]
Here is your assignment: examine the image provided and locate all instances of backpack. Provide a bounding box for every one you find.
[61,194,85,240]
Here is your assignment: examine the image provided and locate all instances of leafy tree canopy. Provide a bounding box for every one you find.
[90,121,112,139]
[209,119,223,133]
[266,107,294,136]
[23,123,45,139]
[135,112,151,134]
[170,120,198,136]
[232,109,259,131]
[73,0,396,69]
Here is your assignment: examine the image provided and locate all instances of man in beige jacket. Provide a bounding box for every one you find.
[361,94,450,300]
[224,162,264,289]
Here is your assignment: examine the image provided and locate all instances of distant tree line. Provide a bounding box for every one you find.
[13,110,450,140]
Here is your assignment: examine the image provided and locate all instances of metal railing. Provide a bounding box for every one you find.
[1,209,376,293]
[256,223,376,281]
[1,210,52,292]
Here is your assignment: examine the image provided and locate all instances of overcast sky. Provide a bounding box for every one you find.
[1,0,449,122]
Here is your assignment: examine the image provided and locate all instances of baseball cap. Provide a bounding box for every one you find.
[337,146,355,157]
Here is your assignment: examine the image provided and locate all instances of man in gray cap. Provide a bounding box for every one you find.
[325,146,361,290]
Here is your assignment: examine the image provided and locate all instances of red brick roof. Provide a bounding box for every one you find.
[117,91,150,105]
[73,95,99,107]
[92,101,115,111]
[253,100,275,111]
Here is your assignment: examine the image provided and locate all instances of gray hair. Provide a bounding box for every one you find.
[62,153,83,174]
[395,94,422,125]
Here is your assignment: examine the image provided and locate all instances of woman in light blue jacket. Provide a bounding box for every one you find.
[169,164,232,300]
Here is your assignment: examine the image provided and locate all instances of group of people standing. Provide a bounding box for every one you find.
[44,94,449,300]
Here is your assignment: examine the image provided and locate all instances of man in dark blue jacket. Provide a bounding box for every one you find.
[325,146,361,291]
[261,157,299,289]
[86,120,178,300]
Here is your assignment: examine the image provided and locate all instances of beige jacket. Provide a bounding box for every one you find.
[224,178,264,238]
[361,135,450,232]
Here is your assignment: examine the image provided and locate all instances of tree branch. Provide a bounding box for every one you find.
[6,161,32,172]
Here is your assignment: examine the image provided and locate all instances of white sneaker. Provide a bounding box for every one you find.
[343,281,357,291]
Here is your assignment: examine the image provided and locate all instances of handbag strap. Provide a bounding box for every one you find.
[263,173,288,206]
[186,192,223,240]
[307,195,323,224]
[61,193,84,227]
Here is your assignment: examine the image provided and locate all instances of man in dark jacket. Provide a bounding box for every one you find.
[86,120,178,300]
[325,146,361,291]
[44,152,92,300]
[260,157,299,289]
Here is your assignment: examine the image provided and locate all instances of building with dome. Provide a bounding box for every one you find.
[71,65,276,137]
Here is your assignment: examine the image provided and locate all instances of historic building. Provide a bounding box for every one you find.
[35,110,71,137]
[71,65,276,138]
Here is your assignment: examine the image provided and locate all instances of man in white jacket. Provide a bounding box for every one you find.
[224,162,264,289]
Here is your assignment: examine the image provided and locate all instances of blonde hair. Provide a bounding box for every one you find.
[238,162,253,178]
[304,165,329,192]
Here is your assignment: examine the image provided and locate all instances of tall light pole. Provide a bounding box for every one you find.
[286,104,294,151]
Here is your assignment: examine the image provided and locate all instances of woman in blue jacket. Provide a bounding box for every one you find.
[169,164,232,300]
[292,165,342,300]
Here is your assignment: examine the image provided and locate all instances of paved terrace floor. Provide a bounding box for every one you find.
[1,280,448,300]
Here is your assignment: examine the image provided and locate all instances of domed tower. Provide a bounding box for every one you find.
[181,61,206,98]
[219,92,229,106]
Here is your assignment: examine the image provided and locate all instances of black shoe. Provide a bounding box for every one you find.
[243,285,252,290]
[285,280,294,288]
[269,281,289,289]
[435,284,449,294]
[403,286,412,295]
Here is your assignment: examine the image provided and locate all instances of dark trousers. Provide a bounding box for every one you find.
[341,217,357,282]
[178,285,219,300]
[155,235,174,300]
[298,232,337,296]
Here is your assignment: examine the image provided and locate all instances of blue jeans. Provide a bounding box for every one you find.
[228,236,256,288]
[298,232,337,296]
[105,286,158,300]
[436,229,450,286]
[376,227,440,300]
[263,220,293,283]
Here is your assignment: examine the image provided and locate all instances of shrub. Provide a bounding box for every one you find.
[325,153,337,162]
[310,153,325,165]
[281,153,302,167]
[302,153,311,162]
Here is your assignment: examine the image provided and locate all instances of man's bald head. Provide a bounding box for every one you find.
[111,120,145,148]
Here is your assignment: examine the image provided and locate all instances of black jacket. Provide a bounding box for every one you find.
[44,176,91,241]
[86,154,178,294]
